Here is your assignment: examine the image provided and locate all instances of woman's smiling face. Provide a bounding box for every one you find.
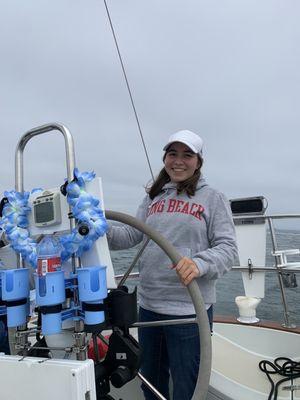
[164,142,200,183]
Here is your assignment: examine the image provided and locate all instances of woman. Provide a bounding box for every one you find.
[107,130,237,400]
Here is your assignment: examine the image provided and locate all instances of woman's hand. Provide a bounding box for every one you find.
[173,257,200,286]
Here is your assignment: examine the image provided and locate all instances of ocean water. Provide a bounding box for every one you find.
[111,230,300,326]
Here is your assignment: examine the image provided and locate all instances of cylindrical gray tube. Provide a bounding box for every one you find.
[106,210,212,400]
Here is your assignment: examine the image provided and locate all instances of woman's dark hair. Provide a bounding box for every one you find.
[147,153,203,200]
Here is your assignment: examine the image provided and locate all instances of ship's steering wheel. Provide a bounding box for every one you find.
[106,210,212,400]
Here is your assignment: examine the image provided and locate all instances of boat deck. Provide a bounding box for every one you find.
[214,314,300,333]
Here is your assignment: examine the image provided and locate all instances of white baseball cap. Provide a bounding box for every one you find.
[163,130,203,157]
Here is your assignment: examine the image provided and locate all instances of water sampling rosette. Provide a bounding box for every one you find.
[0,168,109,333]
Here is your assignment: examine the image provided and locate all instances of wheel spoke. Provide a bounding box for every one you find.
[133,317,197,328]
[137,372,167,400]
[92,333,100,363]
[97,332,109,346]
[117,237,150,287]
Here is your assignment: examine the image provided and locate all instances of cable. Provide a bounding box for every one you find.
[259,357,300,399]
[103,0,154,180]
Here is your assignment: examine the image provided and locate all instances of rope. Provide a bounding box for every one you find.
[259,357,300,399]
[103,0,154,180]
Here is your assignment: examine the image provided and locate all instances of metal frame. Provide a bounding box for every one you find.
[14,123,86,359]
[15,122,78,269]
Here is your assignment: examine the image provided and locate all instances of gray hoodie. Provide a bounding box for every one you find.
[107,177,238,315]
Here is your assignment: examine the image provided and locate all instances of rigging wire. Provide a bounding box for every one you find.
[103,0,154,181]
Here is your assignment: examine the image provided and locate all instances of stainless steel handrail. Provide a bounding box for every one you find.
[15,123,77,269]
[115,212,300,329]
[15,122,75,191]
[115,267,300,279]
[115,272,140,281]
[232,266,300,273]
[234,213,300,220]
[267,217,296,328]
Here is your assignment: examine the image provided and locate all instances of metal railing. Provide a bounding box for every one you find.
[114,213,300,329]
[235,213,300,328]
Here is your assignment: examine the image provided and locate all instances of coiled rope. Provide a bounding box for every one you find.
[259,357,300,399]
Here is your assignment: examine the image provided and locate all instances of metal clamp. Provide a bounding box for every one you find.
[247,258,253,280]
[72,344,88,354]
[282,384,300,391]
[272,249,300,268]
[15,341,31,351]
[72,331,88,354]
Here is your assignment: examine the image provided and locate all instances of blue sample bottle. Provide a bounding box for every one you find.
[35,235,65,335]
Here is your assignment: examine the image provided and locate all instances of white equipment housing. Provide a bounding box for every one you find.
[0,354,96,400]
[235,221,266,298]
[231,197,267,299]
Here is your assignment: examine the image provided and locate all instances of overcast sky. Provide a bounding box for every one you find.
[0,1,300,228]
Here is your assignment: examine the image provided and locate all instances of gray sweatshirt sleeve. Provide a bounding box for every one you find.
[106,195,149,250]
[193,192,238,280]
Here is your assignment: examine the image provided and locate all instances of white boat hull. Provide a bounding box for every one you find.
[208,322,300,400]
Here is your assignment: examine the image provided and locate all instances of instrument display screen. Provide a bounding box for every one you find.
[33,191,62,227]
[230,197,266,215]
[34,202,54,224]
